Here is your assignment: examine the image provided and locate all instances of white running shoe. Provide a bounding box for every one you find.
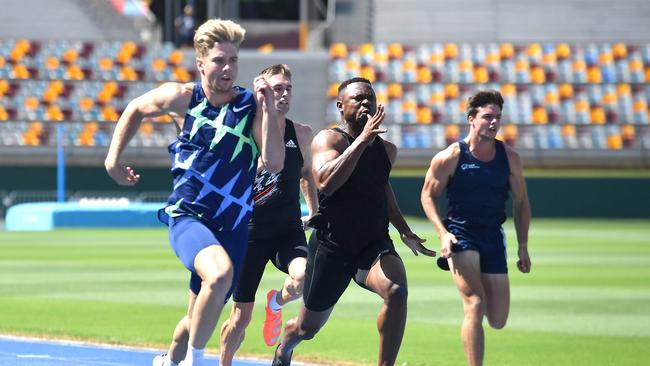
[152,354,168,366]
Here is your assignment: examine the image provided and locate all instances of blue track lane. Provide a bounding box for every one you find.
[0,335,276,366]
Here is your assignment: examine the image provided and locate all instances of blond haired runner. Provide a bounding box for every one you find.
[151,64,318,366]
[104,18,285,366]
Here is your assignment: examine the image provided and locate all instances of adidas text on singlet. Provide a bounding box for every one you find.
[250,119,304,227]
[159,83,259,231]
[446,139,510,227]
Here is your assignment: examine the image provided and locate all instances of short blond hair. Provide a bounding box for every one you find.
[193,19,246,57]
[258,64,292,80]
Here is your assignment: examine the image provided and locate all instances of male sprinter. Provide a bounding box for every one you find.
[421,89,531,366]
[105,18,285,366]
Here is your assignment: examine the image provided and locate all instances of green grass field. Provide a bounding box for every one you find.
[1,218,649,365]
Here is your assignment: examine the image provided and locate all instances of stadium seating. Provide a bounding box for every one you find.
[327,42,650,149]
[1,39,649,151]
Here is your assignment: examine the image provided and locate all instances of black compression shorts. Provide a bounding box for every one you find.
[232,223,308,302]
[302,228,399,312]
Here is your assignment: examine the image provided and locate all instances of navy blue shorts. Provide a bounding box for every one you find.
[168,216,248,300]
[445,219,508,274]
[232,222,308,303]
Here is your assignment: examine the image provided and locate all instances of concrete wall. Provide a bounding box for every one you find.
[371,0,650,44]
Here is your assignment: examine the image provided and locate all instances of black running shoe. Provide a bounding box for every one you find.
[272,343,292,366]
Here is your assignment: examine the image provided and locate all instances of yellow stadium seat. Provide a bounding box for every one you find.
[499,43,514,60]
[590,106,606,124]
[632,98,647,113]
[616,83,631,97]
[388,43,404,59]
[628,58,643,72]
[327,83,339,99]
[0,79,8,96]
[24,96,40,111]
[474,65,489,84]
[598,49,613,66]
[621,124,635,147]
[140,122,154,136]
[416,65,432,83]
[559,83,574,99]
[556,43,571,60]
[79,97,94,111]
[606,133,622,149]
[45,56,60,71]
[66,64,85,80]
[63,48,78,64]
[416,105,432,124]
[387,83,403,99]
[527,43,542,60]
[532,106,548,124]
[98,57,114,71]
[329,43,348,59]
[173,67,191,82]
[587,66,602,83]
[500,83,517,97]
[168,50,184,65]
[258,43,274,53]
[359,43,375,59]
[101,106,119,121]
[445,124,460,143]
[152,58,167,72]
[13,64,30,79]
[602,89,617,106]
[562,124,576,138]
[530,65,545,83]
[612,43,628,59]
[444,43,459,60]
[46,105,64,121]
[503,124,518,145]
[444,83,459,100]
[121,66,138,81]
[360,65,376,83]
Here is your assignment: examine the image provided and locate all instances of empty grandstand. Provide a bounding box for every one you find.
[1,0,649,217]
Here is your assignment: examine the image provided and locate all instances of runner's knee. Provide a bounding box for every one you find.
[201,269,233,293]
[385,282,408,305]
[463,295,485,320]
[230,307,253,328]
[487,311,508,329]
[297,321,321,340]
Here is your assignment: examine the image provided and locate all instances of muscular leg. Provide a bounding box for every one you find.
[190,245,233,350]
[277,257,306,305]
[364,254,408,366]
[167,291,197,364]
[219,302,254,366]
[481,274,509,329]
[275,305,333,362]
[449,251,485,366]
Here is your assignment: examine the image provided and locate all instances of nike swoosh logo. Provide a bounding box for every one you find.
[232,104,250,113]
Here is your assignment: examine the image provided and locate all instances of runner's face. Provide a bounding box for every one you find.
[338,82,376,125]
[196,42,239,93]
[469,104,502,140]
[267,74,292,114]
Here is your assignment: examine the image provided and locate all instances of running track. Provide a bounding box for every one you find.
[0,335,295,365]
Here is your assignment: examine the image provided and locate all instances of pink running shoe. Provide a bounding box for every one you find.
[263,289,282,346]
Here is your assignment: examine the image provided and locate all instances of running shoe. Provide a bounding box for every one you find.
[263,289,282,346]
[271,343,292,366]
[152,353,168,366]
